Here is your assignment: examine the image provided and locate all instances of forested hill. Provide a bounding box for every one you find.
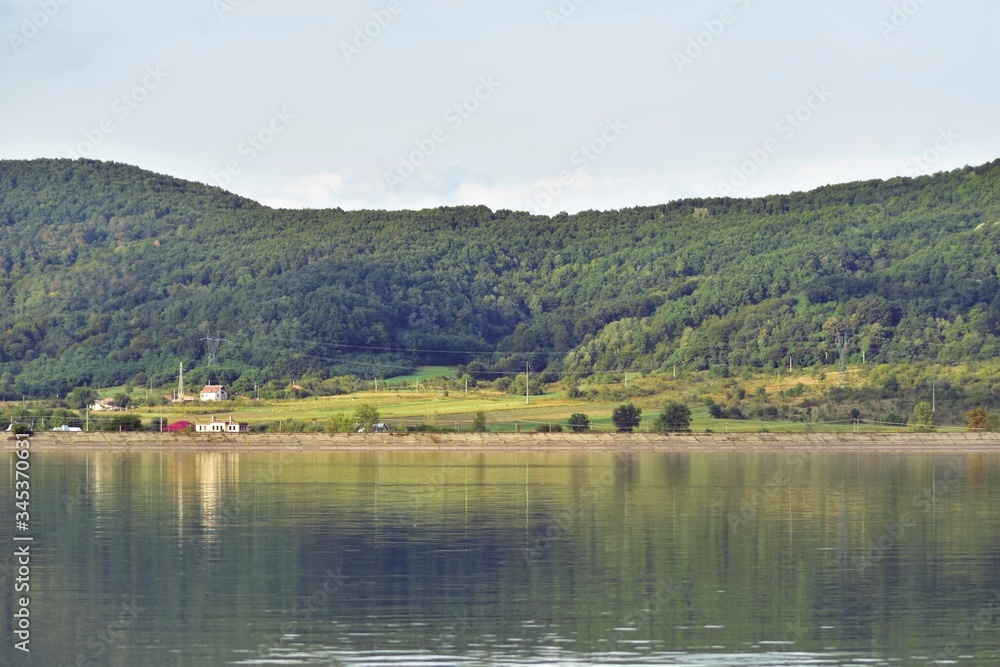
[2,158,1000,398]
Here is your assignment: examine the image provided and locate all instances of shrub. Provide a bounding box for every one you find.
[983,414,1000,433]
[707,398,745,420]
[10,422,33,434]
[66,386,97,410]
[655,402,692,432]
[353,404,380,432]
[705,399,726,419]
[910,402,935,432]
[104,414,142,432]
[471,411,487,432]
[326,414,354,433]
[967,408,989,431]
[567,413,590,432]
[758,406,779,421]
[611,404,642,432]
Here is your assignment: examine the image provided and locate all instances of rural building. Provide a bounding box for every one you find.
[195,416,249,433]
[200,385,228,401]
[358,422,390,433]
[162,420,194,432]
[91,398,122,412]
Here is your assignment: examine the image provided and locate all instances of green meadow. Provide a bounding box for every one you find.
[111,362,998,434]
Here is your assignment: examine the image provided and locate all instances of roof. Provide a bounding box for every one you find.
[200,385,226,392]
[162,420,193,432]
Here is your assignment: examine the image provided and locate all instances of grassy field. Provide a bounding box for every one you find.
[379,366,458,388]
[53,360,994,434]
[122,363,956,433]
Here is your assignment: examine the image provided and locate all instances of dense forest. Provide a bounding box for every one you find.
[1,158,999,399]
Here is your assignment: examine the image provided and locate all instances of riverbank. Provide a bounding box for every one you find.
[5,432,1000,453]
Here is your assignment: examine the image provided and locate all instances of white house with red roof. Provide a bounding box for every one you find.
[200,385,228,401]
[91,397,123,412]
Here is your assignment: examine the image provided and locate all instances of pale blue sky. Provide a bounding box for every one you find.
[2,0,997,212]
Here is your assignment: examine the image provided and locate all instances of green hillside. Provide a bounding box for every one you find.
[1,158,999,399]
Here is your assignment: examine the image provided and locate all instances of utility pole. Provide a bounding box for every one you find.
[177,362,184,403]
[837,334,850,387]
[524,362,529,405]
[932,372,936,413]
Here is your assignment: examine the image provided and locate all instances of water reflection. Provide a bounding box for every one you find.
[3,451,999,666]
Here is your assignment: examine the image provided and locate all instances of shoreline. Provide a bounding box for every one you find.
[4,432,1000,453]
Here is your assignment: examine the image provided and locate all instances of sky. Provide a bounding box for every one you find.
[2,0,997,214]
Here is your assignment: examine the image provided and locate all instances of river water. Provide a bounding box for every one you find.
[2,450,999,666]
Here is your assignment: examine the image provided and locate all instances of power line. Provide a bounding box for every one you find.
[200,332,228,365]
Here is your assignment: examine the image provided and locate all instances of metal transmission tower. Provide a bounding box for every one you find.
[837,333,851,387]
[200,332,228,366]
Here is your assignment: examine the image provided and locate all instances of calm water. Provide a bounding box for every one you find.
[2,449,1000,666]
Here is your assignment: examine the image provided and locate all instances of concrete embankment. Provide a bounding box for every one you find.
[4,432,1000,453]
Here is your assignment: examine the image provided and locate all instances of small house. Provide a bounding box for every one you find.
[200,385,228,402]
[91,398,121,412]
[195,415,248,433]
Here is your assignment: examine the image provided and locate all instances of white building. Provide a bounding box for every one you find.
[195,416,249,433]
[200,385,228,402]
[91,398,122,412]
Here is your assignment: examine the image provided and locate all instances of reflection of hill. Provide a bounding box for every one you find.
[12,451,1000,664]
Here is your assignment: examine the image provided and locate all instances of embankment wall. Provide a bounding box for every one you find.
[4,432,999,453]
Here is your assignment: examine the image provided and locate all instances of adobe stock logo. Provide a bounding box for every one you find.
[902,127,958,176]
[340,1,404,63]
[877,0,931,40]
[213,0,247,21]
[66,66,169,159]
[525,117,627,215]
[545,0,587,30]
[673,0,754,73]
[8,0,72,53]
[383,76,501,192]
[716,85,833,196]
[208,108,295,189]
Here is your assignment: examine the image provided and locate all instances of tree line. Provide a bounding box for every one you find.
[2,158,1000,398]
